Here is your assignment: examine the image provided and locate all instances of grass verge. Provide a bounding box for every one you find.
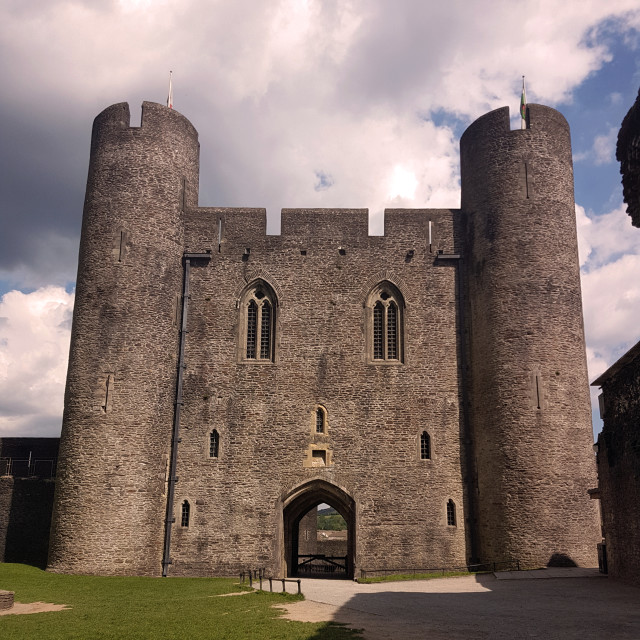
[357,570,476,584]
[0,564,361,639]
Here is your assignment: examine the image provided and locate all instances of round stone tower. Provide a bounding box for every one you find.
[48,102,199,575]
[460,104,599,568]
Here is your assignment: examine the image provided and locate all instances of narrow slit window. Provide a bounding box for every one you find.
[209,430,219,458]
[316,408,325,434]
[420,431,431,460]
[181,500,190,527]
[118,231,125,262]
[102,374,112,413]
[446,499,456,526]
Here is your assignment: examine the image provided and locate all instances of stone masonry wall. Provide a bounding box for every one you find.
[171,205,468,576]
[597,345,640,587]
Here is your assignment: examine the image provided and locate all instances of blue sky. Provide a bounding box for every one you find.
[0,0,639,437]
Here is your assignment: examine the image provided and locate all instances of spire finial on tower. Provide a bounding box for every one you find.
[167,71,173,109]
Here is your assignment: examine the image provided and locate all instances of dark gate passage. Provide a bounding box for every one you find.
[282,479,355,579]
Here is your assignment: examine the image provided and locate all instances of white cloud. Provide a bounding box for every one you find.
[574,127,619,166]
[578,203,640,432]
[592,127,618,165]
[0,287,73,437]
[576,203,640,269]
[0,0,639,436]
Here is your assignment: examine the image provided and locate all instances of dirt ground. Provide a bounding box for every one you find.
[0,601,69,616]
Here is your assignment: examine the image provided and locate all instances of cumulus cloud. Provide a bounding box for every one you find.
[0,1,639,435]
[577,203,640,431]
[1,0,640,282]
[0,287,73,436]
[574,126,618,166]
[576,202,640,269]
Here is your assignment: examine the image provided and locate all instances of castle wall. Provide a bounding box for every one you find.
[460,105,600,567]
[297,510,318,555]
[595,342,640,587]
[0,477,55,567]
[170,205,468,576]
[48,102,200,576]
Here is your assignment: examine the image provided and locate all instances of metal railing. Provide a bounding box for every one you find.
[240,568,302,595]
[296,554,347,576]
[0,457,57,479]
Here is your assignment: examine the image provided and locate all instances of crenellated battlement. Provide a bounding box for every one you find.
[92,101,198,139]
[185,206,460,257]
[460,104,569,147]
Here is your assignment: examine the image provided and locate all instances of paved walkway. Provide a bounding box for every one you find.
[275,569,640,639]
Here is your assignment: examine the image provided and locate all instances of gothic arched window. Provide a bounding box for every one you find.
[240,280,277,361]
[367,282,405,363]
[315,406,327,434]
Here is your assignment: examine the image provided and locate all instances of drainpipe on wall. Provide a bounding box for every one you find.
[162,251,211,577]
[436,251,479,564]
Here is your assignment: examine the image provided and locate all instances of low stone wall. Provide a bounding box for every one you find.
[0,590,14,611]
[317,537,348,557]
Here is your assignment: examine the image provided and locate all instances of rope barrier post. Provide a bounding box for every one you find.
[297,579,301,595]
[249,572,253,588]
[281,578,285,593]
[269,577,273,592]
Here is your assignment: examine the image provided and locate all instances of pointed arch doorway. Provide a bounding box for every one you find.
[281,479,355,579]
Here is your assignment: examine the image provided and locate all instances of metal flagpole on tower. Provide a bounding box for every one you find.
[520,76,527,129]
[167,71,173,109]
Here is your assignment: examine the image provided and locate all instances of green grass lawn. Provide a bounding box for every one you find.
[0,564,361,639]
[358,570,474,583]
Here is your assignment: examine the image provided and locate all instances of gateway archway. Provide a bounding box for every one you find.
[282,479,355,579]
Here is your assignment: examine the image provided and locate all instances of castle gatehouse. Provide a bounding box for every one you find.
[47,101,600,577]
